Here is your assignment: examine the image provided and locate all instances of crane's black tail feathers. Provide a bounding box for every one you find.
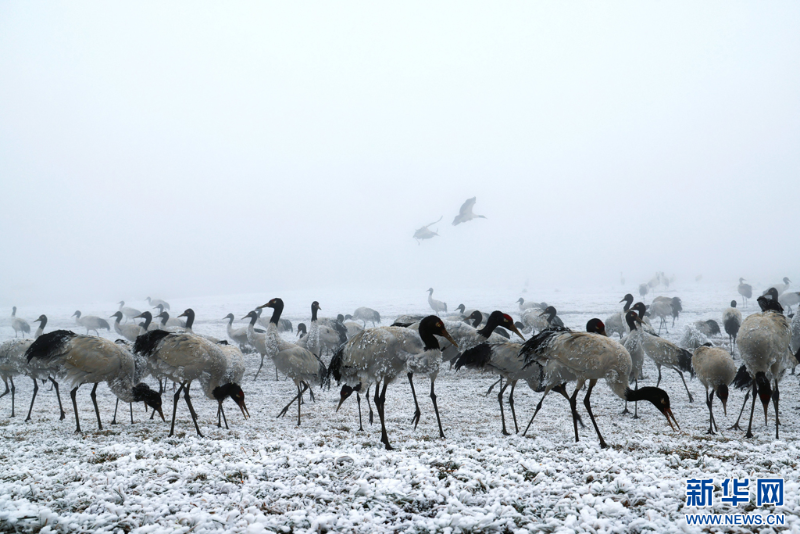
[97,318,111,330]
[520,326,571,367]
[391,321,414,328]
[328,347,344,384]
[677,348,694,377]
[133,329,171,357]
[705,320,720,336]
[453,343,492,371]
[316,356,329,389]
[25,330,76,363]
[723,317,740,337]
[732,364,751,390]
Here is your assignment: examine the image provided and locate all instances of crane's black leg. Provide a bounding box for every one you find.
[218,402,229,429]
[569,381,583,443]
[365,385,374,425]
[0,378,9,401]
[408,373,422,429]
[378,380,391,450]
[430,379,445,439]
[554,383,585,428]
[497,377,510,436]
[705,388,715,435]
[484,377,502,396]
[183,382,203,437]
[70,386,81,433]
[297,382,308,426]
[583,379,606,448]
[508,380,518,434]
[277,382,304,418]
[773,380,780,440]
[112,398,120,425]
[129,402,134,424]
[308,385,315,403]
[50,378,65,420]
[25,377,39,422]
[275,366,279,381]
[90,383,102,430]
[729,390,749,430]
[656,366,662,387]
[169,383,184,437]
[745,381,757,438]
[253,355,265,381]
[356,391,363,431]
[676,370,693,403]
[523,385,553,436]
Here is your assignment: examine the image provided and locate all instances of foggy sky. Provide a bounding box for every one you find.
[2,2,799,306]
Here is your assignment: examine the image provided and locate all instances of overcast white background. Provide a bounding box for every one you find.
[1,2,798,306]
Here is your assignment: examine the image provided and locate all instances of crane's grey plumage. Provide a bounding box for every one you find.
[649,296,682,333]
[111,311,143,342]
[637,316,695,402]
[738,278,753,307]
[733,310,792,439]
[147,297,170,310]
[520,320,678,448]
[154,304,186,328]
[118,301,142,323]
[224,313,263,350]
[133,329,248,437]
[692,345,736,434]
[352,307,381,327]
[452,197,486,226]
[413,216,442,243]
[25,330,164,432]
[520,308,550,334]
[427,288,447,314]
[10,307,30,338]
[255,299,327,425]
[72,311,110,335]
[328,315,456,449]
[297,302,346,358]
[540,306,565,329]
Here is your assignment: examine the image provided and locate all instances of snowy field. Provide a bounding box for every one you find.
[1,282,799,533]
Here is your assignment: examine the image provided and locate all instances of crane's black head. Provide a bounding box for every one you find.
[427,288,434,293]
[119,301,125,306]
[539,306,557,320]
[312,301,320,311]
[297,323,307,336]
[517,298,524,304]
[344,314,353,321]
[72,310,81,318]
[419,315,458,350]
[154,303,165,313]
[621,294,634,304]
[12,306,17,315]
[632,302,648,317]
[178,308,194,319]
[134,311,153,329]
[132,383,165,421]
[485,310,525,340]
[739,277,745,283]
[456,304,466,313]
[625,310,641,331]
[468,310,482,327]
[784,277,791,284]
[625,387,679,431]
[715,384,730,416]
[586,318,606,336]
[34,314,47,324]
[223,313,235,323]
[336,314,345,322]
[757,296,784,314]
[111,311,123,321]
[765,287,780,301]
[336,383,361,411]
[730,300,737,308]
[213,383,249,419]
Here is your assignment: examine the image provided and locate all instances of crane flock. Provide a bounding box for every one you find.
[2,278,799,451]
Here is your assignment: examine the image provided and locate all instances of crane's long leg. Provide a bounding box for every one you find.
[745,381,757,438]
[484,377,502,396]
[569,380,585,443]
[705,387,716,435]
[217,401,229,429]
[25,377,39,422]
[112,398,120,425]
[2,376,15,417]
[407,373,422,429]
[773,380,780,440]
[297,382,308,426]
[183,382,203,437]
[378,380,391,450]
[307,385,315,403]
[430,379,445,439]
[89,383,103,430]
[508,380,518,434]
[676,370,693,403]
[277,382,305,418]
[554,383,585,428]
[253,355,265,381]
[129,402,134,424]
[169,383,184,437]
[70,386,81,433]
[356,392,364,431]
[50,378,66,420]
[522,385,553,436]
[729,390,750,430]
[365,385,374,425]
[497,377,510,436]
[656,366,662,387]
[583,379,606,449]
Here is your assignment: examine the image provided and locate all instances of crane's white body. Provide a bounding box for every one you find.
[73,312,110,336]
[118,302,142,323]
[147,297,170,310]
[10,307,30,338]
[692,346,736,392]
[113,313,143,342]
[738,312,792,381]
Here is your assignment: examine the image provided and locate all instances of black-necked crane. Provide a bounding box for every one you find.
[32,314,47,339]
[133,330,248,437]
[154,304,186,328]
[637,316,695,402]
[692,344,736,434]
[604,294,634,339]
[778,291,800,314]
[540,306,565,328]
[427,289,447,314]
[328,315,456,449]
[627,302,656,335]
[520,308,549,334]
[224,313,263,350]
[25,330,164,433]
[111,311,143,342]
[517,298,546,312]
[757,295,784,314]
[352,307,381,327]
[452,197,486,225]
[147,297,170,310]
[152,311,183,332]
[730,309,792,439]
[72,311,110,336]
[649,296,682,333]
[177,308,222,342]
[255,299,327,425]
[738,278,753,307]
[214,341,248,429]
[520,319,679,448]
[243,310,276,381]
[297,301,346,359]
[621,311,645,417]
[118,301,142,323]
[10,307,30,338]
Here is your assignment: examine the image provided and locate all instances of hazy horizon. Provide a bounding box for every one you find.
[2,2,799,307]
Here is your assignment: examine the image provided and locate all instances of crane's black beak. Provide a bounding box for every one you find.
[234,397,250,419]
[509,323,525,341]
[663,407,679,431]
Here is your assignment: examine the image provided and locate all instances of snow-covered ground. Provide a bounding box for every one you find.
[1,283,799,533]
